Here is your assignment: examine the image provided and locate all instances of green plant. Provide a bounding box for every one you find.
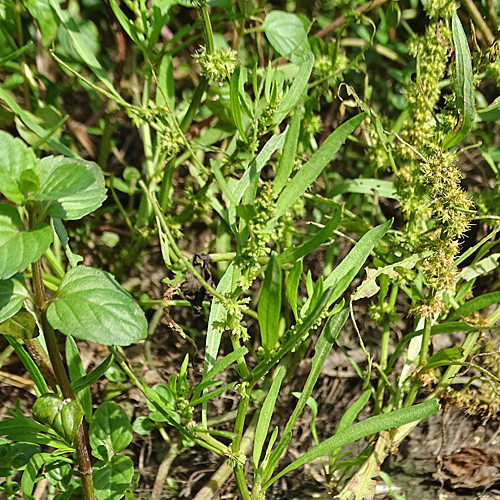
[1,0,500,498]
[0,130,147,499]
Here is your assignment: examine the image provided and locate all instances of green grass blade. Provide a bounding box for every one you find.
[189,382,237,406]
[6,337,49,395]
[204,263,238,374]
[449,291,500,321]
[66,335,92,421]
[286,260,302,320]
[233,131,288,203]
[330,390,370,459]
[71,354,114,394]
[0,89,80,159]
[273,53,314,126]
[0,41,33,66]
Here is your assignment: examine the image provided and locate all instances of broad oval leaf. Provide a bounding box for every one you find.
[38,157,107,220]
[264,11,312,64]
[46,266,147,346]
[0,310,38,339]
[93,456,134,500]
[0,273,30,322]
[89,401,133,461]
[34,161,95,201]
[0,204,53,280]
[0,131,40,204]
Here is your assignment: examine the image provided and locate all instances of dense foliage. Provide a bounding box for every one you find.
[0,0,500,498]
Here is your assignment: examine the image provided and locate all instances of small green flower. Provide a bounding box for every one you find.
[194,46,238,81]
[160,127,185,156]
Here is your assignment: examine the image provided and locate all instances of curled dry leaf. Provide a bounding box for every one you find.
[438,447,500,489]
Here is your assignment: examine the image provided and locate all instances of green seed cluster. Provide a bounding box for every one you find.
[237,182,277,289]
[160,126,185,156]
[214,297,251,342]
[257,95,283,136]
[424,0,457,20]
[313,53,348,82]
[419,151,474,290]
[402,23,449,155]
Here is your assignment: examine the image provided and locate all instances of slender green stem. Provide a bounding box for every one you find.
[142,71,154,179]
[49,47,135,110]
[404,316,433,408]
[14,0,31,111]
[232,390,251,500]
[180,77,209,133]
[461,0,495,45]
[199,3,215,54]
[231,336,250,379]
[98,102,114,169]
[177,2,213,135]
[418,317,432,367]
[374,322,390,414]
[158,158,176,211]
[109,176,135,234]
[234,464,251,500]
[29,209,95,499]
[39,303,95,498]
[139,180,226,302]
[232,390,250,452]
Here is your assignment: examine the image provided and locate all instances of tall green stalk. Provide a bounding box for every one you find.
[29,211,95,500]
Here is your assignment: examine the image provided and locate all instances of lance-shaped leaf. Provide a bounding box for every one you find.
[273,113,366,221]
[0,204,53,280]
[254,366,285,469]
[46,266,147,346]
[264,400,440,488]
[324,219,392,304]
[443,13,474,149]
[258,254,282,353]
[38,157,107,220]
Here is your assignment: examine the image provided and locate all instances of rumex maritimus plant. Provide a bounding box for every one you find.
[0,0,500,499]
